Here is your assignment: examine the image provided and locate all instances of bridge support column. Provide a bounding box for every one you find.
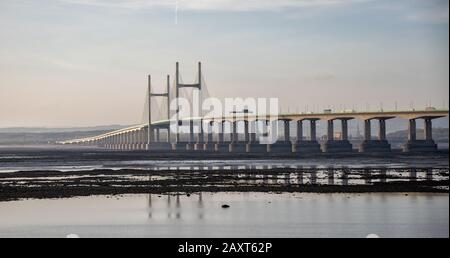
[310,119,317,141]
[155,129,161,143]
[130,132,136,150]
[359,118,391,152]
[242,120,252,153]
[379,119,387,141]
[229,121,245,152]
[297,120,303,142]
[137,130,143,150]
[108,135,114,150]
[341,119,349,141]
[293,119,321,153]
[111,135,116,149]
[233,121,238,142]
[114,135,119,150]
[250,120,257,143]
[408,119,416,141]
[364,119,371,141]
[322,119,353,153]
[215,121,229,152]
[268,120,293,153]
[424,118,433,141]
[186,121,195,150]
[126,132,132,150]
[327,120,334,141]
[284,120,290,143]
[194,120,205,151]
[246,120,265,153]
[140,129,147,150]
[120,133,126,150]
[403,118,437,152]
[129,131,135,150]
[136,130,141,150]
[117,134,122,150]
[244,121,250,143]
[219,121,225,143]
[204,121,214,151]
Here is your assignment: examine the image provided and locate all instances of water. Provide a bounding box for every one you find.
[0,192,448,238]
[0,146,448,173]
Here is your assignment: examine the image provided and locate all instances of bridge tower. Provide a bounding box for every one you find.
[147,74,171,150]
[174,62,203,150]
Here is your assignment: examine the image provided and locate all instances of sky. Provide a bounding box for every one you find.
[0,0,448,127]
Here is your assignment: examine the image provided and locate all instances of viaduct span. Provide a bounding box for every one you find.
[60,62,449,154]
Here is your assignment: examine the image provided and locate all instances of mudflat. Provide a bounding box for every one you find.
[0,146,448,202]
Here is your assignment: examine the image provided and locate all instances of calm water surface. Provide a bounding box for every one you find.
[0,192,448,238]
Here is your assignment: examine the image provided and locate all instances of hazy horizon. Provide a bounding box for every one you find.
[1,0,449,127]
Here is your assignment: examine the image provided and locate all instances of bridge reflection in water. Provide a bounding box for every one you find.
[147,193,205,221]
[143,165,443,186]
[143,166,445,221]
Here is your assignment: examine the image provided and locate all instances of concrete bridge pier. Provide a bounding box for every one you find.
[268,120,294,153]
[132,131,138,150]
[185,120,195,151]
[111,135,117,149]
[118,134,124,150]
[130,131,137,150]
[194,120,205,151]
[118,133,124,150]
[293,119,321,153]
[203,121,215,151]
[112,136,117,149]
[127,132,133,150]
[321,119,353,153]
[214,121,230,152]
[245,120,253,153]
[118,134,123,150]
[246,120,266,153]
[126,132,133,150]
[403,118,438,152]
[359,118,391,152]
[139,129,146,150]
[117,133,124,150]
[250,121,257,143]
[142,127,150,150]
[155,129,161,143]
[107,136,112,149]
[147,127,173,151]
[229,121,247,153]
[137,129,145,150]
[111,135,116,149]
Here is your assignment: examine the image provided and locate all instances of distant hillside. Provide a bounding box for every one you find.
[0,125,130,133]
[387,128,449,143]
[0,130,117,145]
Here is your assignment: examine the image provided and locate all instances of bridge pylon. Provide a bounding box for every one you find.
[174,62,203,150]
[147,74,171,150]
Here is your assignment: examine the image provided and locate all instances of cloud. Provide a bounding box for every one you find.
[58,0,369,11]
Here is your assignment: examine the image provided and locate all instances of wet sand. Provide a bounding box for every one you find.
[0,167,448,202]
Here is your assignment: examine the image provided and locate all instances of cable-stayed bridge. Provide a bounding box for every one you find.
[59,62,449,153]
